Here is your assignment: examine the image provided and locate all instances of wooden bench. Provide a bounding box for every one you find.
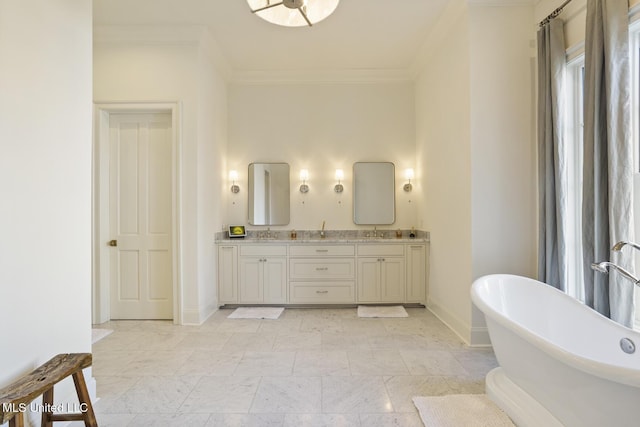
[0,353,97,427]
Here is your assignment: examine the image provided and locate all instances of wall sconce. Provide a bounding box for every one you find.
[334,169,344,193]
[229,170,240,193]
[403,168,414,192]
[299,169,309,193]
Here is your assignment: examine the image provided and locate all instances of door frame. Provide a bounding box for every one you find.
[93,102,182,324]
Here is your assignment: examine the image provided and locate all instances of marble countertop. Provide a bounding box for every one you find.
[215,229,430,244]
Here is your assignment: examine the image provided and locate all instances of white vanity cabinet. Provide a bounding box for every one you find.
[217,245,238,303]
[406,244,428,304]
[357,244,405,302]
[289,245,356,303]
[238,245,287,303]
[216,236,429,307]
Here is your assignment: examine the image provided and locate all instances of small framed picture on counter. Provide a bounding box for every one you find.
[228,225,246,238]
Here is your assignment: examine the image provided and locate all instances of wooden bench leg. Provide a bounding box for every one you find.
[41,387,54,427]
[9,413,24,427]
[72,371,98,427]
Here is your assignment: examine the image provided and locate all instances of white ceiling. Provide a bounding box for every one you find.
[93,0,451,74]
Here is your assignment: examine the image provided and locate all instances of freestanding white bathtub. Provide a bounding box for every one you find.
[471,274,640,427]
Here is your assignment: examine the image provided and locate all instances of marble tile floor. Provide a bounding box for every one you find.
[80,308,498,427]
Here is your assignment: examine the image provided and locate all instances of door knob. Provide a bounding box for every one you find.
[108,239,118,247]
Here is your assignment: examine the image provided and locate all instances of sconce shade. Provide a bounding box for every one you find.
[404,168,414,180]
[300,169,309,193]
[229,170,240,193]
[334,168,344,193]
[403,168,414,192]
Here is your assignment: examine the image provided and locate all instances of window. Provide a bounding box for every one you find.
[631,19,640,328]
[565,19,640,327]
[565,56,584,302]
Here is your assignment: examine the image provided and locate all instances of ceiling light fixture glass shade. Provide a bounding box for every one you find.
[247,0,340,27]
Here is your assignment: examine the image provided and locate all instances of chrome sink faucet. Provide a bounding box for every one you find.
[373,226,377,238]
[320,221,325,238]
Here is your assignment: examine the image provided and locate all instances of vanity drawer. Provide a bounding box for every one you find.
[239,245,287,257]
[290,282,355,303]
[357,244,405,256]
[289,245,355,257]
[290,258,355,279]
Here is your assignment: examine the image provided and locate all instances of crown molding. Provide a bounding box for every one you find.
[467,0,535,5]
[94,25,204,45]
[94,25,411,85]
[231,68,414,85]
[94,25,233,81]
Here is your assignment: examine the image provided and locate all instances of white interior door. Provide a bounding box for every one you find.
[109,113,173,319]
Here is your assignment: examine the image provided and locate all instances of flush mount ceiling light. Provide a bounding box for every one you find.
[247,0,340,27]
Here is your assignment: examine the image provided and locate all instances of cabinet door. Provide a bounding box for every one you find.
[406,245,426,303]
[263,257,287,303]
[357,258,381,302]
[239,257,263,303]
[381,257,405,302]
[218,246,237,303]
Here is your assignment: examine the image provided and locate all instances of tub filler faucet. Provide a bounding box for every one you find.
[612,241,640,252]
[591,262,640,286]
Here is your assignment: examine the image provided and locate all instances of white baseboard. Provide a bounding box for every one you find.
[470,326,492,347]
[427,297,471,345]
[427,297,493,347]
[181,303,217,325]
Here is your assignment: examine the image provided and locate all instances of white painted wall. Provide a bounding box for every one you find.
[0,0,93,408]
[197,35,229,321]
[226,82,419,231]
[415,0,536,345]
[468,3,537,341]
[415,0,474,342]
[93,27,228,324]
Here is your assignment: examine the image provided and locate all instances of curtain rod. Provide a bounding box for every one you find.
[539,0,574,27]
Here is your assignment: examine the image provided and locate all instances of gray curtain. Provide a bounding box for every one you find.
[583,0,634,326]
[537,19,568,292]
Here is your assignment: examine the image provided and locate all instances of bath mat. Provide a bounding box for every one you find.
[357,305,408,318]
[91,328,113,344]
[227,307,284,319]
[413,394,515,427]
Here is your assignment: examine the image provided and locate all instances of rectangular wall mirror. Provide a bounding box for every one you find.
[248,162,290,226]
[353,162,395,225]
